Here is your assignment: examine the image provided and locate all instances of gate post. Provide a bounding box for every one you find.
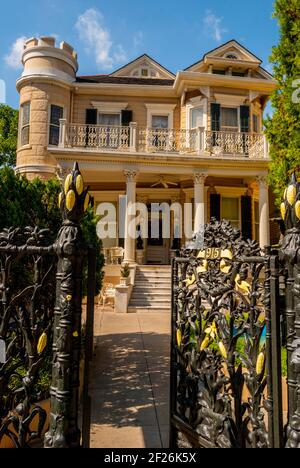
[279,173,300,448]
[44,163,93,448]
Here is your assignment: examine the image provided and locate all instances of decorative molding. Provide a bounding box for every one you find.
[91,101,128,113]
[193,173,208,185]
[199,86,210,98]
[124,170,138,183]
[15,164,57,175]
[249,90,261,102]
[256,175,268,189]
[214,93,247,107]
[145,103,177,128]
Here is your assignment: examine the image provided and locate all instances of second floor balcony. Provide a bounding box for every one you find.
[58,120,269,159]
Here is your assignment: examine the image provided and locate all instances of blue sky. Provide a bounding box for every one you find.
[0,0,279,109]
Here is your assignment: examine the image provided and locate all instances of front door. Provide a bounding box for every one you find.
[146,204,170,264]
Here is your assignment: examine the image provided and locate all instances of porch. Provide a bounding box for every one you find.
[58,121,268,159]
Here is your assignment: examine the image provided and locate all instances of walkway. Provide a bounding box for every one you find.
[89,307,171,448]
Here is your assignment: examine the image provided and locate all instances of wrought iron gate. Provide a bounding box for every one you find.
[170,173,300,449]
[0,163,96,448]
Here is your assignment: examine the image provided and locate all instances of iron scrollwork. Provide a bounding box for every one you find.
[171,219,273,448]
[0,227,56,448]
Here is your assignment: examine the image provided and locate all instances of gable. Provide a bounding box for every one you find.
[110,54,175,80]
[185,40,262,72]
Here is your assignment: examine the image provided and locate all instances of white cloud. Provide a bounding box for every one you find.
[75,8,127,70]
[5,36,27,69]
[203,10,227,43]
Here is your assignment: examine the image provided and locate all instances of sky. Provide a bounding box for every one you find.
[0,0,279,109]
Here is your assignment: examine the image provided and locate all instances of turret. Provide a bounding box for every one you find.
[16,37,78,180]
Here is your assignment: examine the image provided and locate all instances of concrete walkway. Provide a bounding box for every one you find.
[89,307,171,448]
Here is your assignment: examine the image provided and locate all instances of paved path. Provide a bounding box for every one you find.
[89,307,171,448]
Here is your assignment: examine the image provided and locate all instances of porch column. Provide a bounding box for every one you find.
[257,175,270,249]
[193,173,207,234]
[124,170,138,264]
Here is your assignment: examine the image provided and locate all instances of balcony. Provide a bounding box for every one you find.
[58,120,268,159]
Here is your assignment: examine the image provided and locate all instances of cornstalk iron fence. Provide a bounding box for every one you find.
[0,163,96,449]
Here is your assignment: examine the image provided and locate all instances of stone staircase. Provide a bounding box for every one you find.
[128,266,172,313]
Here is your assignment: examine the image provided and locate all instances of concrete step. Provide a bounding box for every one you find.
[136,274,171,280]
[134,280,171,286]
[128,307,171,313]
[129,302,171,309]
[131,294,172,301]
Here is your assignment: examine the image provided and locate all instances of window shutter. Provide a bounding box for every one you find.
[241,195,253,240]
[121,110,133,126]
[86,109,97,125]
[211,103,221,131]
[210,194,221,221]
[240,105,250,133]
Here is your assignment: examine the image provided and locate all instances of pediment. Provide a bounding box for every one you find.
[110,54,175,79]
[186,40,262,72]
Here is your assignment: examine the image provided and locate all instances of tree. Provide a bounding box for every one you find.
[264,0,300,203]
[0,104,19,167]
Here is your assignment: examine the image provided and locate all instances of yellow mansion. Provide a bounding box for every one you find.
[16,36,276,270]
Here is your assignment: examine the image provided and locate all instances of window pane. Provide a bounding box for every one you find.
[221,108,238,128]
[99,113,120,126]
[22,103,30,125]
[222,197,239,227]
[152,115,168,129]
[49,126,60,146]
[191,108,204,129]
[50,105,63,126]
[21,126,29,146]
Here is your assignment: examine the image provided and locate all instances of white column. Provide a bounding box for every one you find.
[124,170,137,264]
[59,118,67,148]
[257,175,270,249]
[193,173,207,234]
[129,122,137,152]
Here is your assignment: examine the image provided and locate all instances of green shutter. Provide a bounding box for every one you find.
[121,110,133,126]
[86,109,97,125]
[241,195,253,240]
[210,194,221,221]
[240,105,250,133]
[211,103,221,131]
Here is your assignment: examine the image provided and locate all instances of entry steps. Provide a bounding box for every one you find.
[128,266,172,313]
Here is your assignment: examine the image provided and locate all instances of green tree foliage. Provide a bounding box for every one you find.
[0,166,104,293]
[0,104,19,167]
[265,0,300,203]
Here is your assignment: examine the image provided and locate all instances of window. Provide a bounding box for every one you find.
[254,201,259,240]
[221,197,240,228]
[226,54,238,60]
[253,114,259,133]
[49,105,63,146]
[232,71,245,77]
[141,68,149,77]
[152,115,169,129]
[21,102,30,146]
[99,113,120,126]
[190,107,204,129]
[213,69,226,75]
[221,107,238,132]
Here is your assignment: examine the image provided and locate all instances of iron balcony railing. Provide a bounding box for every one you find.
[58,120,269,159]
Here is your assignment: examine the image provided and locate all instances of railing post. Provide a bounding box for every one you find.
[44,162,93,449]
[129,122,137,152]
[196,126,202,155]
[59,118,67,148]
[263,134,269,158]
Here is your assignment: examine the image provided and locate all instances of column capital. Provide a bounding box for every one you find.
[256,175,269,189]
[193,172,208,185]
[124,170,138,183]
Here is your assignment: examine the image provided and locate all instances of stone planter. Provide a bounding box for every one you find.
[136,249,145,265]
[120,276,131,286]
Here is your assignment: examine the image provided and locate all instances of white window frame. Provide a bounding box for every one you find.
[252,111,261,133]
[220,105,240,133]
[145,104,177,129]
[48,103,65,147]
[186,97,208,131]
[98,112,121,126]
[91,102,128,126]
